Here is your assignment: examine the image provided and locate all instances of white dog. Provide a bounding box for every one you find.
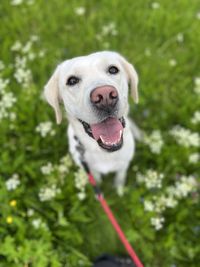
[44,51,140,194]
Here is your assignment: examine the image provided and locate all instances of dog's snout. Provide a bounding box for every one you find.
[90,86,118,108]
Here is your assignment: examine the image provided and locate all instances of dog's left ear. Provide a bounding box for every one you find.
[44,66,62,124]
[119,56,139,103]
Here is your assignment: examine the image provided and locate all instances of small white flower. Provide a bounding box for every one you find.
[136,170,164,189]
[11,41,22,51]
[144,200,154,211]
[58,155,73,174]
[150,217,165,230]
[74,6,86,16]
[174,175,197,198]
[39,184,61,201]
[5,174,20,191]
[0,78,9,93]
[116,185,125,197]
[9,112,17,121]
[136,172,145,183]
[57,165,68,174]
[74,169,88,190]
[163,196,178,208]
[102,22,118,36]
[132,165,139,172]
[40,162,54,175]
[30,35,39,42]
[14,68,32,87]
[111,29,118,36]
[143,130,164,154]
[169,59,177,67]
[0,92,16,108]
[32,218,47,229]
[15,56,27,67]
[95,34,103,41]
[191,111,200,124]
[38,50,46,58]
[194,86,200,95]
[36,121,55,137]
[170,125,200,148]
[144,48,151,57]
[151,2,160,9]
[166,186,178,197]
[14,56,32,87]
[27,52,36,61]
[96,22,118,42]
[155,195,177,211]
[189,153,200,164]
[196,12,200,20]
[59,155,73,168]
[194,77,200,95]
[27,0,34,5]
[22,41,32,54]
[103,42,110,49]
[27,209,35,217]
[77,191,86,200]
[143,190,177,216]
[0,108,7,120]
[177,33,184,43]
[195,77,200,86]
[78,259,85,266]
[143,174,197,228]
[32,218,42,229]
[11,0,23,5]
[74,169,88,200]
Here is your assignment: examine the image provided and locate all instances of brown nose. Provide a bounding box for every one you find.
[90,86,118,108]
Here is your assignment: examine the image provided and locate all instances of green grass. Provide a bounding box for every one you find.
[0,0,200,266]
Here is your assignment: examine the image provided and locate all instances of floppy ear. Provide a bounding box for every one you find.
[44,66,62,124]
[120,56,139,103]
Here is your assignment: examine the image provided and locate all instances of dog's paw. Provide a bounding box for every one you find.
[116,185,125,197]
[92,171,102,184]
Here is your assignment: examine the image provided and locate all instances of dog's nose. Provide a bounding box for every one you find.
[90,86,118,108]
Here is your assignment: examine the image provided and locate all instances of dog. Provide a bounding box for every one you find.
[44,51,140,195]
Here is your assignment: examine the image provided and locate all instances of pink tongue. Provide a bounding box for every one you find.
[91,117,123,143]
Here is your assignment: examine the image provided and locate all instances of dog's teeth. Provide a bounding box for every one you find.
[100,135,105,143]
[100,134,123,146]
[100,136,113,146]
[116,130,123,142]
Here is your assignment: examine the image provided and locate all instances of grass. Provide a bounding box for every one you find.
[0,0,200,266]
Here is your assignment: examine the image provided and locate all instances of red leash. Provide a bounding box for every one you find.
[76,135,144,267]
[86,169,144,267]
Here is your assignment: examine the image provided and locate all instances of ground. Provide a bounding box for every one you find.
[0,0,200,266]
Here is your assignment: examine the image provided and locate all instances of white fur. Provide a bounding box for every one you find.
[44,51,139,194]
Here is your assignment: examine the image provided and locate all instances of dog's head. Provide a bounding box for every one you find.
[44,51,138,152]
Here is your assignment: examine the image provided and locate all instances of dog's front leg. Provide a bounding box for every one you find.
[114,169,127,196]
[90,169,102,184]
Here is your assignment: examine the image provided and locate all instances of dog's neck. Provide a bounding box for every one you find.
[68,115,93,145]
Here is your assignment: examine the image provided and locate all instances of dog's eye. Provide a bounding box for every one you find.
[108,65,119,75]
[66,76,80,86]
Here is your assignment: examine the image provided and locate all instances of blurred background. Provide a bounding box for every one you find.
[0,0,200,266]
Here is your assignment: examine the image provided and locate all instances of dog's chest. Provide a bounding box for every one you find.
[68,124,135,174]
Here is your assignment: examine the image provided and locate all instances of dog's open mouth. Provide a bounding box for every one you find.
[80,117,125,152]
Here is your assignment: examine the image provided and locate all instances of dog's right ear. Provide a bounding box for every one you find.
[119,56,139,104]
[44,66,62,124]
